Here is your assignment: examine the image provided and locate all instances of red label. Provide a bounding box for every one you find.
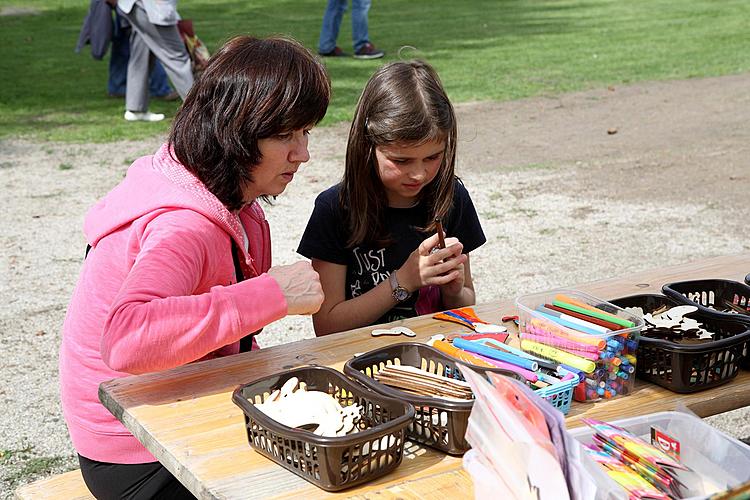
[651,427,680,460]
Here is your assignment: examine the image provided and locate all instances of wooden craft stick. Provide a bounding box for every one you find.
[435,218,446,249]
[374,364,473,400]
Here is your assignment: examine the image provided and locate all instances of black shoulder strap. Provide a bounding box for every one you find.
[233,239,257,353]
[231,239,245,282]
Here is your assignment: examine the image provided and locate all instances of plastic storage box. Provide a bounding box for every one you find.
[570,411,750,498]
[232,365,414,491]
[516,289,644,402]
[610,294,750,392]
[344,342,526,455]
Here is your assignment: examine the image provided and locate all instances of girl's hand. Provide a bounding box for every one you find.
[439,258,465,298]
[397,234,467,292]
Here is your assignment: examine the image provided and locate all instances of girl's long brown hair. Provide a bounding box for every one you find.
[341,60,457,247]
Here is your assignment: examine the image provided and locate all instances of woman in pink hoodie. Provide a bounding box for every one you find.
[59,36,330,499]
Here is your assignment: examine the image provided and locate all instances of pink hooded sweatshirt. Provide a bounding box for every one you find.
[59,144,287,464]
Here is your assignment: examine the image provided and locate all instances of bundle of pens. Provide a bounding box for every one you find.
[516,290,644,402]
[582,419,690,499]
[427,330,578,414]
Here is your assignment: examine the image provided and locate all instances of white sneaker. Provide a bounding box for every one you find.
[124,110,165,122]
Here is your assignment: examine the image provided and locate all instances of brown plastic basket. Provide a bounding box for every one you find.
[232,365,414,491]
[343,342,523,455]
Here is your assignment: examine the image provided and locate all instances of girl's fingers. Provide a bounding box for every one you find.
[426,269,462,286]
[425,254,466,278]
[418,233,442,256]
[443,237,460,248]
[427,243,463,264]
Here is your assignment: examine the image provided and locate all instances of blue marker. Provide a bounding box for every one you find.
[453,338,539,371]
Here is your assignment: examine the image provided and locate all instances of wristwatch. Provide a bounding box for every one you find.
[389,271,412,302]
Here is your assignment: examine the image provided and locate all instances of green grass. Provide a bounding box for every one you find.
[2,0,750,142]
[1,445,73,488]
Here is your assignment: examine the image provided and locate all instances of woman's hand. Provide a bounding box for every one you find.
[397,233,467,292]
[268,261,325,315]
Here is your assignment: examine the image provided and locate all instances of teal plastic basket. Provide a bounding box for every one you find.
[535,379,576,414]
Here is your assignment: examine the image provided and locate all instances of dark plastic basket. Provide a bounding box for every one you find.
[232,365,414,491]
[610,294,750,392]
[662,279,750,321]
[662,279,750,370]
[343,342,523,455]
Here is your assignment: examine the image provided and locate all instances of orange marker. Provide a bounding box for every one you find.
[431,340,496,368]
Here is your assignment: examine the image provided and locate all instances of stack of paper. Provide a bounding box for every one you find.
[460,366,606,500]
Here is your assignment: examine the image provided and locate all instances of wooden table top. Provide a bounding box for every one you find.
[100,252,750,499]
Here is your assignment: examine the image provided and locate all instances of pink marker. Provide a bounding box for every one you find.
[522,332,600,353]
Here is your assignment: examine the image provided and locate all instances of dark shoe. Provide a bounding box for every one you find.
[153,90,180,101]
[353,42,384,60]
[319,46,348,57]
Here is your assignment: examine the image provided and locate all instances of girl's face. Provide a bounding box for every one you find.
[374,139,445,208]
[242,128,311,203]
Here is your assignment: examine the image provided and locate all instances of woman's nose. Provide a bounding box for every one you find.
[289,136,310,163]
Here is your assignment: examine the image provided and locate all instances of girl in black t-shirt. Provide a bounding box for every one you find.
[298,60,486,335]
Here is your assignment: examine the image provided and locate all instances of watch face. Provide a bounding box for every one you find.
[394,287,410,302]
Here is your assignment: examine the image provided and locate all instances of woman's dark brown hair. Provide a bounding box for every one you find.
[341,60,457,247]
[170,35,330,211]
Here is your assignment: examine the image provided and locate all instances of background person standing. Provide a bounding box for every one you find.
[318,0,384,59]
[108,10,178,101]
[117,0,194,121]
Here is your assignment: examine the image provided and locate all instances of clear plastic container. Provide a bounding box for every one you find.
[516,289,644,402]
[569,411,750,498]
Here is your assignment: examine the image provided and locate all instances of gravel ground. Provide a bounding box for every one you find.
[2,74,749,496]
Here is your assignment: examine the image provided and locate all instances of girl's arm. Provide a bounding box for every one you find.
[311,259,398,335]
[439,254,476,309]
[311,233,467,336]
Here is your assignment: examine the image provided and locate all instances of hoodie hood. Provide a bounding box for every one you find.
[84,144,264,270]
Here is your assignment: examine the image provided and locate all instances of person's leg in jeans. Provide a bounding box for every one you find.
[109,11,172,99]
[149,61,173,97]
[350,0,371,53]
[78,454,195,500]
[108,17,130,96]
[318,0,348,54]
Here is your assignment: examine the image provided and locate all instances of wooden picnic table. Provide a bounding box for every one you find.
[100,253,750,499]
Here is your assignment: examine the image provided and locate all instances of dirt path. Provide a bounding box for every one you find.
[1,73,748,494]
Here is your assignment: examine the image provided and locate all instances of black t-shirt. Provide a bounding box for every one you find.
[297,179,486,325]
